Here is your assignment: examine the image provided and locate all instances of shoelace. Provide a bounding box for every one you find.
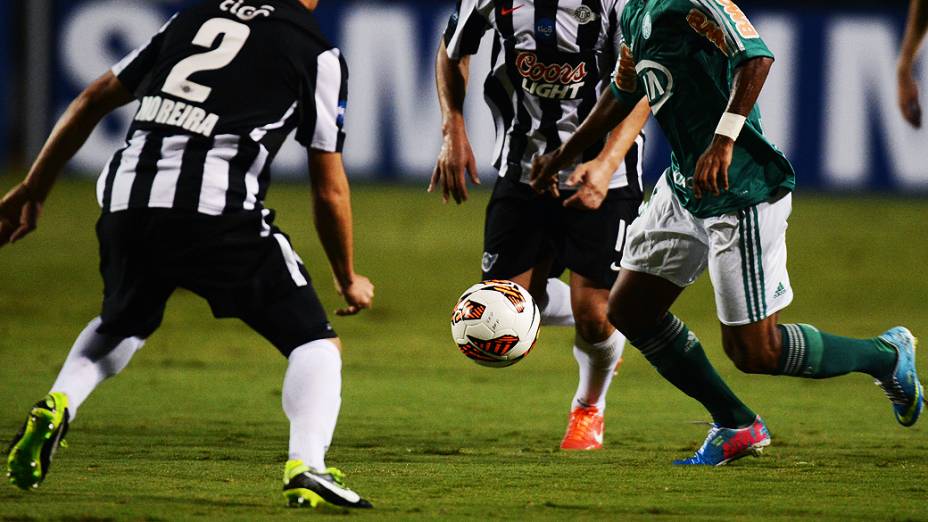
[324,467,347,487]
[566,411,598,439]
[876,378,910,406]
[698,425,722,451]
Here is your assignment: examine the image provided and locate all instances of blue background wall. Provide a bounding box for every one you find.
[40,1,928,191]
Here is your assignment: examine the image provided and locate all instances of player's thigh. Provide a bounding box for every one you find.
[96,211,175,339]
[228,240,336,357]
[498,258,554,304]
[560,190,641,290]
[619,174,710,289]
[177,212,336,357]
[482,178,552,281]
[240,283,337,357]
[706,193,793,327]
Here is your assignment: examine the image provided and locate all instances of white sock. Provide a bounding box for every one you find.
[50,317,145,421]
[571,330,625,411]
[282,339,342,472]
[540,278,574,327]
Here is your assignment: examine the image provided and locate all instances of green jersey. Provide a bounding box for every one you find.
[611,0,795,218]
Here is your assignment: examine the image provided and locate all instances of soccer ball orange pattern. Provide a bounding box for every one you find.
[451,280,540,368]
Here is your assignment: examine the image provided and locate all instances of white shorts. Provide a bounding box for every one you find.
[621,175,794,326]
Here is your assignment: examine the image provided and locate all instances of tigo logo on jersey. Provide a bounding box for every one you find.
[220,0,275,21]
[535,18,555,41]
[687,10,729,54]
[516,52,588,100]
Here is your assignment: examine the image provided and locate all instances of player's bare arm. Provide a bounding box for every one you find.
[562,98,650,210]
[898,0,927,128]
[693,56,773,199]
[309,150,374,316]
[431,39,480,205]
[530,88,642,195]
[0,71,132,247]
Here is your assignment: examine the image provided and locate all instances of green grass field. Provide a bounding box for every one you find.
[1,177,927,521]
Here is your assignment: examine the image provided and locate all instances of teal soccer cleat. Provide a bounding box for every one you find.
[876,327,924,427]
[674,416,771,466]
[6,393,70,490]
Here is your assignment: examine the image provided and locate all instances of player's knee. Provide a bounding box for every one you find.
[573,304,611,343]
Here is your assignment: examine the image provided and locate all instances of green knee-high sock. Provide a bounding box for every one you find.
[777,324,897,379]
[631,314,756,428]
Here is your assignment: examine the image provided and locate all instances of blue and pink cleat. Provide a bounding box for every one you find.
[674,416,771,466]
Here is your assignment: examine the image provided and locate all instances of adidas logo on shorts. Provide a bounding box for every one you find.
[773,282,787,299]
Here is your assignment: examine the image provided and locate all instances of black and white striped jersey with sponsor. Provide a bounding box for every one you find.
[97,0,347,215]
[444,0,644,196]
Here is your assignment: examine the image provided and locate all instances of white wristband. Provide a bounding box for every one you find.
[715,112,747,141]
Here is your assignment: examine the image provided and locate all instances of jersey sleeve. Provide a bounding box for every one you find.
[609,42,645,108]
[111,13,178,94]
[443,0,492,59]
[686,0,773,67]
[296,48,348,153]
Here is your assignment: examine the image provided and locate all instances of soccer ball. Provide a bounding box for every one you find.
[450,280,541,368]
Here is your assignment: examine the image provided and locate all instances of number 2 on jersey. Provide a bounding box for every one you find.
[162,18,251,103]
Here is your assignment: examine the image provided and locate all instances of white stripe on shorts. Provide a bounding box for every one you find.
[274,233,308,287]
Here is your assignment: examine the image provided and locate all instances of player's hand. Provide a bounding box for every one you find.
[693,136,734,199]
[334,274,374,316]
[0,182,43,248]
[898,64,923,129]
[529,149,563,197]
[562,159,611,210]
[429,128,480,204]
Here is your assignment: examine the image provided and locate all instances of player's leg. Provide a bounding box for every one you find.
[240,284,372,509]
[191,212,370,509]
[48,318,146,421]
[610,269,770,466]
[482,176,555,306]
[711,195,922,426]
[556,192,637,450]
[612,177,766,465]
[559,273,621,450]
[610,270,758,430]
[482,177,574,326]
[541,263,574,327]
[7,211,172,490]
[720,316,895,380]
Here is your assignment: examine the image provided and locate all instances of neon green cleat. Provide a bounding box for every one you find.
[6,392,70,491]
[282,459,372,509]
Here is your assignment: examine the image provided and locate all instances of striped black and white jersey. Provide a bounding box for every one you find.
[444,0,644,196]
[97,0,347,215]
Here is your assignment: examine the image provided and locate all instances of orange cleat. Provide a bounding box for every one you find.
[560,405,604,450]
